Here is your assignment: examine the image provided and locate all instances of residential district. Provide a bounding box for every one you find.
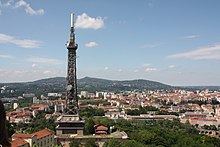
[1,86,220,146]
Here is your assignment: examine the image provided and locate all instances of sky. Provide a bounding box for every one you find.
[0,0,220,86]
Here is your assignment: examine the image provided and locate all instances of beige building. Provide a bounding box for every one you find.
[11,128,54,147]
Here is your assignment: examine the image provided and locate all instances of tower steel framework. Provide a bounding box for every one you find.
[65,13,78,115]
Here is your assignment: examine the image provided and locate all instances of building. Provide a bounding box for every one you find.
[33,97,40,104]
[96,92,104,98]
[105,111,127,119]
[6,110,33,123]
[10,138,30,147]
[48,93,62,97]
[80,91,89,98]
[11,128,54,147]
[95,125,108,135]
[126,114,178,120]
[23,93,35,98]
[31,104,49,111]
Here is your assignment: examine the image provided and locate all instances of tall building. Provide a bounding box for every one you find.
[56,13,84,138]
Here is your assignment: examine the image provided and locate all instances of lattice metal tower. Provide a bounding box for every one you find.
[65,13,78,115]
[56,14,84,137]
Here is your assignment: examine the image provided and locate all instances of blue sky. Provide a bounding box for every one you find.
[0,0,220,86]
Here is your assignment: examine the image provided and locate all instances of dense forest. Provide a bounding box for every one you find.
[77,110,220,147]
[108,119,220,147]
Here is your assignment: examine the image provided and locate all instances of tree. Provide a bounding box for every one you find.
[103,139,121,147]
[69,140,80,147]
[84,139,98,147]
[120,140,144,147]
[79,107,104,118]
[84,118,95,135]
[93,117,115,132]
[6,120,15,138]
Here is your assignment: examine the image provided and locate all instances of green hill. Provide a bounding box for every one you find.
[0,77,174,97]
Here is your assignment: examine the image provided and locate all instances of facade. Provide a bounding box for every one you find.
[95,125,108,135]
[48,93,61,97]
[11,128,54,147]
[80,91,88,98]
[10,138,30,147]
[23,93,35,98]
[56,115,84,136]
[105,111,127,119]
[6,111,33,124]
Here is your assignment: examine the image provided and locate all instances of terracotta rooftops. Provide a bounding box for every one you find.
[12,133,35,139]
[33,128,53,139]
[10,138,29,147]
[12,128,53,140]
[96,125,108,131]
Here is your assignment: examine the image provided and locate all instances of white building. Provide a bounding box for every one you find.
[48,93,62,97]
[33,97,40,104]
[23,93,35,98]
[80,91,89,98]
[96,92,104,98]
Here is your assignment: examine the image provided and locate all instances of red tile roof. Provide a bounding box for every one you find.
[31,104,49,109]
[12,133,35,139]
[96,125,108,131]
[12,128,54,140]
[33,128,53,139]
[10,138,29,147]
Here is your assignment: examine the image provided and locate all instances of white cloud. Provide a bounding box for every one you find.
[76,13,104,30]
[14,0,26,8]
[141,43,161,48]
[31,63,37,68]
[0,54,13,59]
[145,68,159,72]
[85,41,98,47]
[168,65,175,68]
[0,0,13,7]
[25,5,44,15]
[134,69,139,73]
[15,0,44,15]
[0,0,44,15]
[167,44,220,60]
[43,70,52,75]
[0,33,41,48]
[27,56,64,65]
[142,63,151,67]
[183,35,199,39]
[0,69,65,82]
[104,67,109,70]
[14,39,41,48]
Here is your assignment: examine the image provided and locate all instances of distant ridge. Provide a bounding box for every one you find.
[0,77,173,96]
[1,77,220,97]
[78,76,173,92]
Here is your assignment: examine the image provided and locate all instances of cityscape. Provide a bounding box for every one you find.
[1,0,220,147]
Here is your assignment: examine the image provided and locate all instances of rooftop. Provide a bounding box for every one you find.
[10,138,29,147]
[33,128,54,139]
